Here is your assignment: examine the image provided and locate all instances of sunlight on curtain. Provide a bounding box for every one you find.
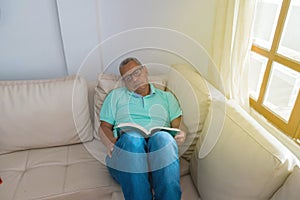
[211,0,256,109]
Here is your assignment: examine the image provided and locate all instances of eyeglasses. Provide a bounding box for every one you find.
[122,66,144,82]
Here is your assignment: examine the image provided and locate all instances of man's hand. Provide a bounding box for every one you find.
[99,121,117,157]
[107,141,115,158]
[107,137,117,158]
[174,130,186,145]
[171,116,187,145]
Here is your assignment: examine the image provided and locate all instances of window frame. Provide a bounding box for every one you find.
[250,0,300,142]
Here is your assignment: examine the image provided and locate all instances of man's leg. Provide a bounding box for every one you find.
[106,133,152,200]
[148,131,181,200]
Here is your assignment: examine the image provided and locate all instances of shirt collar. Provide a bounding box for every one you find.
[128,83,156,97]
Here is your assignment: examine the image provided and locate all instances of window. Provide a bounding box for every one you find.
[249,0,300,144]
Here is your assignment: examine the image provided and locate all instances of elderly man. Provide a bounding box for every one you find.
[99,57,186,200]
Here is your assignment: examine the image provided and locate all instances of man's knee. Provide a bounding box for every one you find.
[117,133,147,153]
[107,133,148,173]
[148,131,177,150]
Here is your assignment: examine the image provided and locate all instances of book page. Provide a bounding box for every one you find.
[115,123,180,137]
[115,123,149,136]
[150,127,180,137]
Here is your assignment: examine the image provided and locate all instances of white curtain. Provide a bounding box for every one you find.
[211,0,256,109]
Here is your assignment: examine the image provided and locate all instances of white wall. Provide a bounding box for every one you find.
[0,0,217,80]
[56,0,101,80]
[97,0,217,76]
[0,0,67,80]
[0,0,101,81]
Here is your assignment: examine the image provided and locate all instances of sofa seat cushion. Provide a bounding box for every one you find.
[0,75,93,155]
[271,166,300,200]
[0,138,192,200]
[107,175,201,200]
[0,140,121,200]
[181,175,201,200]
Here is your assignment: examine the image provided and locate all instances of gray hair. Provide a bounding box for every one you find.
[119,57,142,70]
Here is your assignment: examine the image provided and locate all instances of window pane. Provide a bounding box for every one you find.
[263,62,300,122]
[278,0,300,62]
[249,52,268,100]
[252,0,282,50]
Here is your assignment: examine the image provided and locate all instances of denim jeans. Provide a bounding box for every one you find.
[106,131,181,200]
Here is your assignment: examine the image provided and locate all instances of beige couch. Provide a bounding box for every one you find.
[0,65,299,200]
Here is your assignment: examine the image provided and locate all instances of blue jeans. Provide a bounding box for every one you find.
[106,131,181,200]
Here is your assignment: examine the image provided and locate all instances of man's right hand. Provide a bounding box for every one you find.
[107,138,117,157]
[99,121,117,157]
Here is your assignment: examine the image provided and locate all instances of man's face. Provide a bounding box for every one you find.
[120,60,149,92]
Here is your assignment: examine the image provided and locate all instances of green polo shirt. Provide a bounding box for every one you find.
[100,84,182,137]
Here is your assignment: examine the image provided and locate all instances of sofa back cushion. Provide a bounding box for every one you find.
[190,100,299,200]
[0,75,93,154]
[167,64,211,161]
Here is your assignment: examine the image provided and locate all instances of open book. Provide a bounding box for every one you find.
[115,122,180,138]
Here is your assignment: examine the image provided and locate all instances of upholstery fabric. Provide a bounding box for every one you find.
[0,139,192,200]
[0,75,93,155]
[0,141,121,200]
[271,166,300,200]
[180,175,201,200]
[167,64,211,161]
[190,100,299,200]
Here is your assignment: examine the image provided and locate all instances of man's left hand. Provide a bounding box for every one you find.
[174,130,186,145]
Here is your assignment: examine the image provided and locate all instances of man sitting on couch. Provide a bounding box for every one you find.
[98,57,186,200]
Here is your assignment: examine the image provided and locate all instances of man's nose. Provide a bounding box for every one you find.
[132,75,138,82]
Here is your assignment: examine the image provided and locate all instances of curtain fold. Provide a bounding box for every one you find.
[211,0,257,109]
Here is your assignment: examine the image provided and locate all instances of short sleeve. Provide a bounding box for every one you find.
[166,92,182,121]
[99,90,116,125]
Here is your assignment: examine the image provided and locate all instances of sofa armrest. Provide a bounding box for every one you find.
[190,99,299,200]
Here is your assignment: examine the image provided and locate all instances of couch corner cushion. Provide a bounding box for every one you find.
[192,100,298,200]
[0,75,93,154]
